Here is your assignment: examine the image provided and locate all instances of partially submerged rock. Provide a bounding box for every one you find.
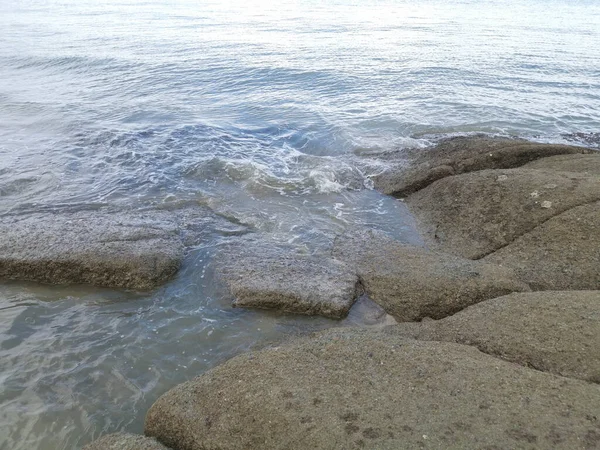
[485,202,600,290]
[0,210,184,290]
[83,433,171,450]
[370,136,588,197]
[522,152,600,175]
[215,239,359,319]
[332,229,528,322]
[407,168,600,259]
[146,327,600,450]
[392,291,600,383]
[341,295,397,327]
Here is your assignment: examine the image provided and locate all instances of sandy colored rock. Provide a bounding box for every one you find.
[407,168,600,259]
[392,291,600,383]
[146,327,600,450]
[215,238,359,318]
[332,228,529,321]
[522,153,600,175]
[370,136,588,197]
[0,210,184,290]
[484,202,600,290]
[83,432,171,450]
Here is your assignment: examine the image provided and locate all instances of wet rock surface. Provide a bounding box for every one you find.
[332,228,529,321]
[370,136,588,197]
[0,209,185,290]
[391,291,600,383]
[484,202,600,290]
[89,138,600,450]
[145,327,600,450]
[406,168,600,259]
[83,432,171,450]
[215,238,360,318]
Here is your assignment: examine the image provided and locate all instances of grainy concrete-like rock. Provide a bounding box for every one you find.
[522,152,600,175]
[0,210,184,290]
[215,238,359,319]
[332,228,528,322]
[392,291,600,383]
[83,432,171,450]
[370,136,588,197]
[484,202,600,290]
[407,168,600,259]
[145,327,600,450]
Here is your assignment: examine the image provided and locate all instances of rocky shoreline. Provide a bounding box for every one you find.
[10,137,598,449]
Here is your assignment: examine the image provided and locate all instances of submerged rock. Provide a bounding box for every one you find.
[341,295,397,327]
[215,238,360,319]
[392,291,600,383]
[484,202,600,290]
[370,136,588,197]
[407,168,600,259]
[332,229,528,322]
[145,327,600,450]
[83,433,171,450]
[0,210,184,290]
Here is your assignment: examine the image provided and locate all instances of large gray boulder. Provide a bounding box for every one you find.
[392,291,600,383]
[215,238,359,319]
[83,433,171,450]
[522,153,600,175]
[0,210,184,290]
[145,327,600,450]
[485,202,600,290]
[332,229,529,322]
[407,168,600,259]
[370,136,588,197]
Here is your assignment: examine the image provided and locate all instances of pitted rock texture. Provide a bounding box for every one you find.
[145,327,600,450]
[83,432,171,450]
[391,291,600,383]
[0,210,184,290]
[332,228,529,322]
[406,168,600,259]
[370,136,588,197]
[484,202,600,290]
[215,238,359,319]
[522,153,600,175]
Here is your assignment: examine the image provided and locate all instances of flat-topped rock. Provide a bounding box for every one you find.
[370,136,588,197]
[332,229,528,322]
[392,291,600,383]
[0,210,184,290]
[485,202,600,290]
[145,327,600,450]
[215,238,359,319]
[83,433,171,450]
[522,152,600,175]
[407,168,600,259]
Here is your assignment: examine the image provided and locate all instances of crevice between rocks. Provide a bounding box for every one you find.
[474,197,600,261]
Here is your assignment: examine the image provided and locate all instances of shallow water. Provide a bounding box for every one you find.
[1,0,599,448]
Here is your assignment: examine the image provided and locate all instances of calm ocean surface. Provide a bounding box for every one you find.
[1,0,599,448]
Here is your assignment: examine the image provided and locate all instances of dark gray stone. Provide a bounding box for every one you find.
[484,202,600,290]
[392,290,600,383]
[145,327,600,450]
[370,136,588,197]
[406,168,600,259]
[215,238,360,319]
[332,228,529,321]
[521,152,600,175]
[0,210,184,290]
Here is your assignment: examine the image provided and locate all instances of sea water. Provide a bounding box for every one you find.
[0,0,599,448]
